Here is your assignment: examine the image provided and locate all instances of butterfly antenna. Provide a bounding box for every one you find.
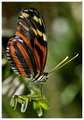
[49,54,79,75]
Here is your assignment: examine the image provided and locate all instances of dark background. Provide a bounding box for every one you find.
[2,2,82,118]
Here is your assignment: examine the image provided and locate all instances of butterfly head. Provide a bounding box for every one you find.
[31,72,50,83]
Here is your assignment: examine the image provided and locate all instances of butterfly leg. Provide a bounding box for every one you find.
[27,77,48,96]
[27,80,30,88]
[40,78,48,96]
[40,82,46,97]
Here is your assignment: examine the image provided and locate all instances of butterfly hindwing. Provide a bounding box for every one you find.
[6,36,37,78]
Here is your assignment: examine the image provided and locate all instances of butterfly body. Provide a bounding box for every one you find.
[6,7,78,95]
[6,7,48,83]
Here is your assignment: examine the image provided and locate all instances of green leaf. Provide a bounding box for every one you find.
[33,101,43,117]
[10,95,18,110]
[33,101,38,110]
[18,96,25,104]
[37,106,42,117]
[21,99,29,113]
[39,97,50,110]
[10,92,50,116]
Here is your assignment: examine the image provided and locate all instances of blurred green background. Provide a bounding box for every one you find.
[2,2,82,118]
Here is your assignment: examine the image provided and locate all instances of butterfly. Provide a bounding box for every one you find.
[6,7,79,95]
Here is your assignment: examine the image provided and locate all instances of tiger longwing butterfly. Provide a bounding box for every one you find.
[6,7,79,95]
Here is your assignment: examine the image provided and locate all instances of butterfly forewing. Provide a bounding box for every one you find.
[6,7,47,80]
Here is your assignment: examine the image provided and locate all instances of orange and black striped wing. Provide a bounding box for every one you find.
[16,8,47,73]
[6,36,37,78]
[6,7,47,79]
